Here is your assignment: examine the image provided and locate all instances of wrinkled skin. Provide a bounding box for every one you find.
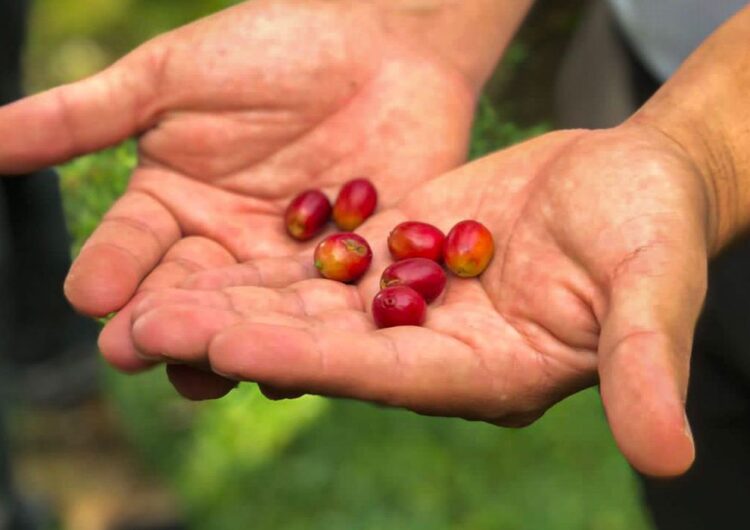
[0,1,475,382]
[127,125,713,477]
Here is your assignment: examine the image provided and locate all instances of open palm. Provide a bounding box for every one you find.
[0,0,474,318]
[128,125,713,477]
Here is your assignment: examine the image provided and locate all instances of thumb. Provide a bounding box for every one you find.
[598,241,707,477]
[0,46,163,173]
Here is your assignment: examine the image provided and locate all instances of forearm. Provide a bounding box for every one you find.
[633,4,750,251]
[372,0,534,92]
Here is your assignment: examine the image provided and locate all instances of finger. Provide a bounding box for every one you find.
[181,255,316,290]
[598,243,706,477]
[65,188,181,316]
[137,279,361,318]
[134,301,326,364]
[166,364,238,401]
[98,296,157,373]
[98,236,235,372]
[0,48,160,173]
[133,304,243,363]
[133,289,236,318]
[131,279,362,361]
[208,323,503,418]
[101,236,242,401]
[258,385,305,401]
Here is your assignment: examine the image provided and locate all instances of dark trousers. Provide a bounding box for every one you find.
[0,1,29,526]
[0,170,96,364]
[0,407,30,530]
[557,3,750,529]
[0,0,97,372]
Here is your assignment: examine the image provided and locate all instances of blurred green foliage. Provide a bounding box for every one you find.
[108,372,650,530]
[41,1,650,529]
[26,0,243,91]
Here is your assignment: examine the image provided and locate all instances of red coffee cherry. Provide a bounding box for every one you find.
[372,286,427,329]
[387,221,445,262]
[333,178,378,231]
[443,220,495,278]
[380,258,447,303]
[314,233,373,282]
[285,189,332,241]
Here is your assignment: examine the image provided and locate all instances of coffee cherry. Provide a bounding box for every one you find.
[443,220,495,278]
[333,178,378,230]
[314,233,372,282]
[387,221,445,262]
[380,258,447,303]
[372,286,427,328]
[285,189,332,241]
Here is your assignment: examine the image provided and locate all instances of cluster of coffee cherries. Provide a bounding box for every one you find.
[285,178,378,240]
[284,179,495,329]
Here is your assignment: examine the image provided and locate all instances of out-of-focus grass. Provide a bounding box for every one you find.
[59,141,134,254]
[109,374,650,530]
[57,100,651,530]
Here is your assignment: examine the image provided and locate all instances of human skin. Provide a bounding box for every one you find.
[0,0,531,391]
[126,6,750,477]
[0,0,528,314]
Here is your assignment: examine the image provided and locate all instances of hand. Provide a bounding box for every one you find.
[0,2,475,323]
[128,124,713,477]
[0,1,476,379]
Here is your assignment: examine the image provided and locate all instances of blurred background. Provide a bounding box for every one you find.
[7,0,653,529]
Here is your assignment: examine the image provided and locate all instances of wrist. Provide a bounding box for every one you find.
[628,7,750,253]
[371,0,533,93]
[627,109,732,255]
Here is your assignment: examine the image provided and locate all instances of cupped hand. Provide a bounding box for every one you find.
[0,0,475,317]
[129,125,715,477]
